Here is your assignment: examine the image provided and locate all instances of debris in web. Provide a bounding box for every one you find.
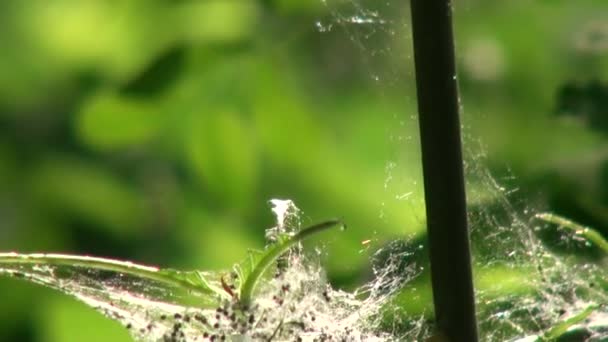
[265,199,301,243]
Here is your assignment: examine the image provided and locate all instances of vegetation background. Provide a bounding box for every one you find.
[0,0,606,341]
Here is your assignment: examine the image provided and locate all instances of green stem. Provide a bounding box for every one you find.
[0,252,223,298]
[239,219,343,309]
[535,213,608,254]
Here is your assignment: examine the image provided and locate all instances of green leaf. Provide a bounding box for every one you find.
[542,304,599,341]
[29,158,146,236]
[77,93,163,151]
[0,253,228,305]
[185,111,258,208]
[238,219,343,308]
[173,1,258,43]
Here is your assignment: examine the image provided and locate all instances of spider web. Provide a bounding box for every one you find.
[316,0,413,86]
[467,152,608,341]
[315,0,608,340]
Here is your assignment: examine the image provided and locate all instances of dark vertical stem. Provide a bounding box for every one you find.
[409,1,478,341]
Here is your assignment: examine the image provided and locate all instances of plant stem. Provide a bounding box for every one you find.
[409,0,478,340]
[535,213,608,254]
[239,219,343,309]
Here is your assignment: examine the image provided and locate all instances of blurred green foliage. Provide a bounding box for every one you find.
[0,0,607,341]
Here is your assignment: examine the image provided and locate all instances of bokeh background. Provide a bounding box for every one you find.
[0,0,607,341]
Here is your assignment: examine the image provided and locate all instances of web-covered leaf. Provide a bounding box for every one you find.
[0,253,228,341]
